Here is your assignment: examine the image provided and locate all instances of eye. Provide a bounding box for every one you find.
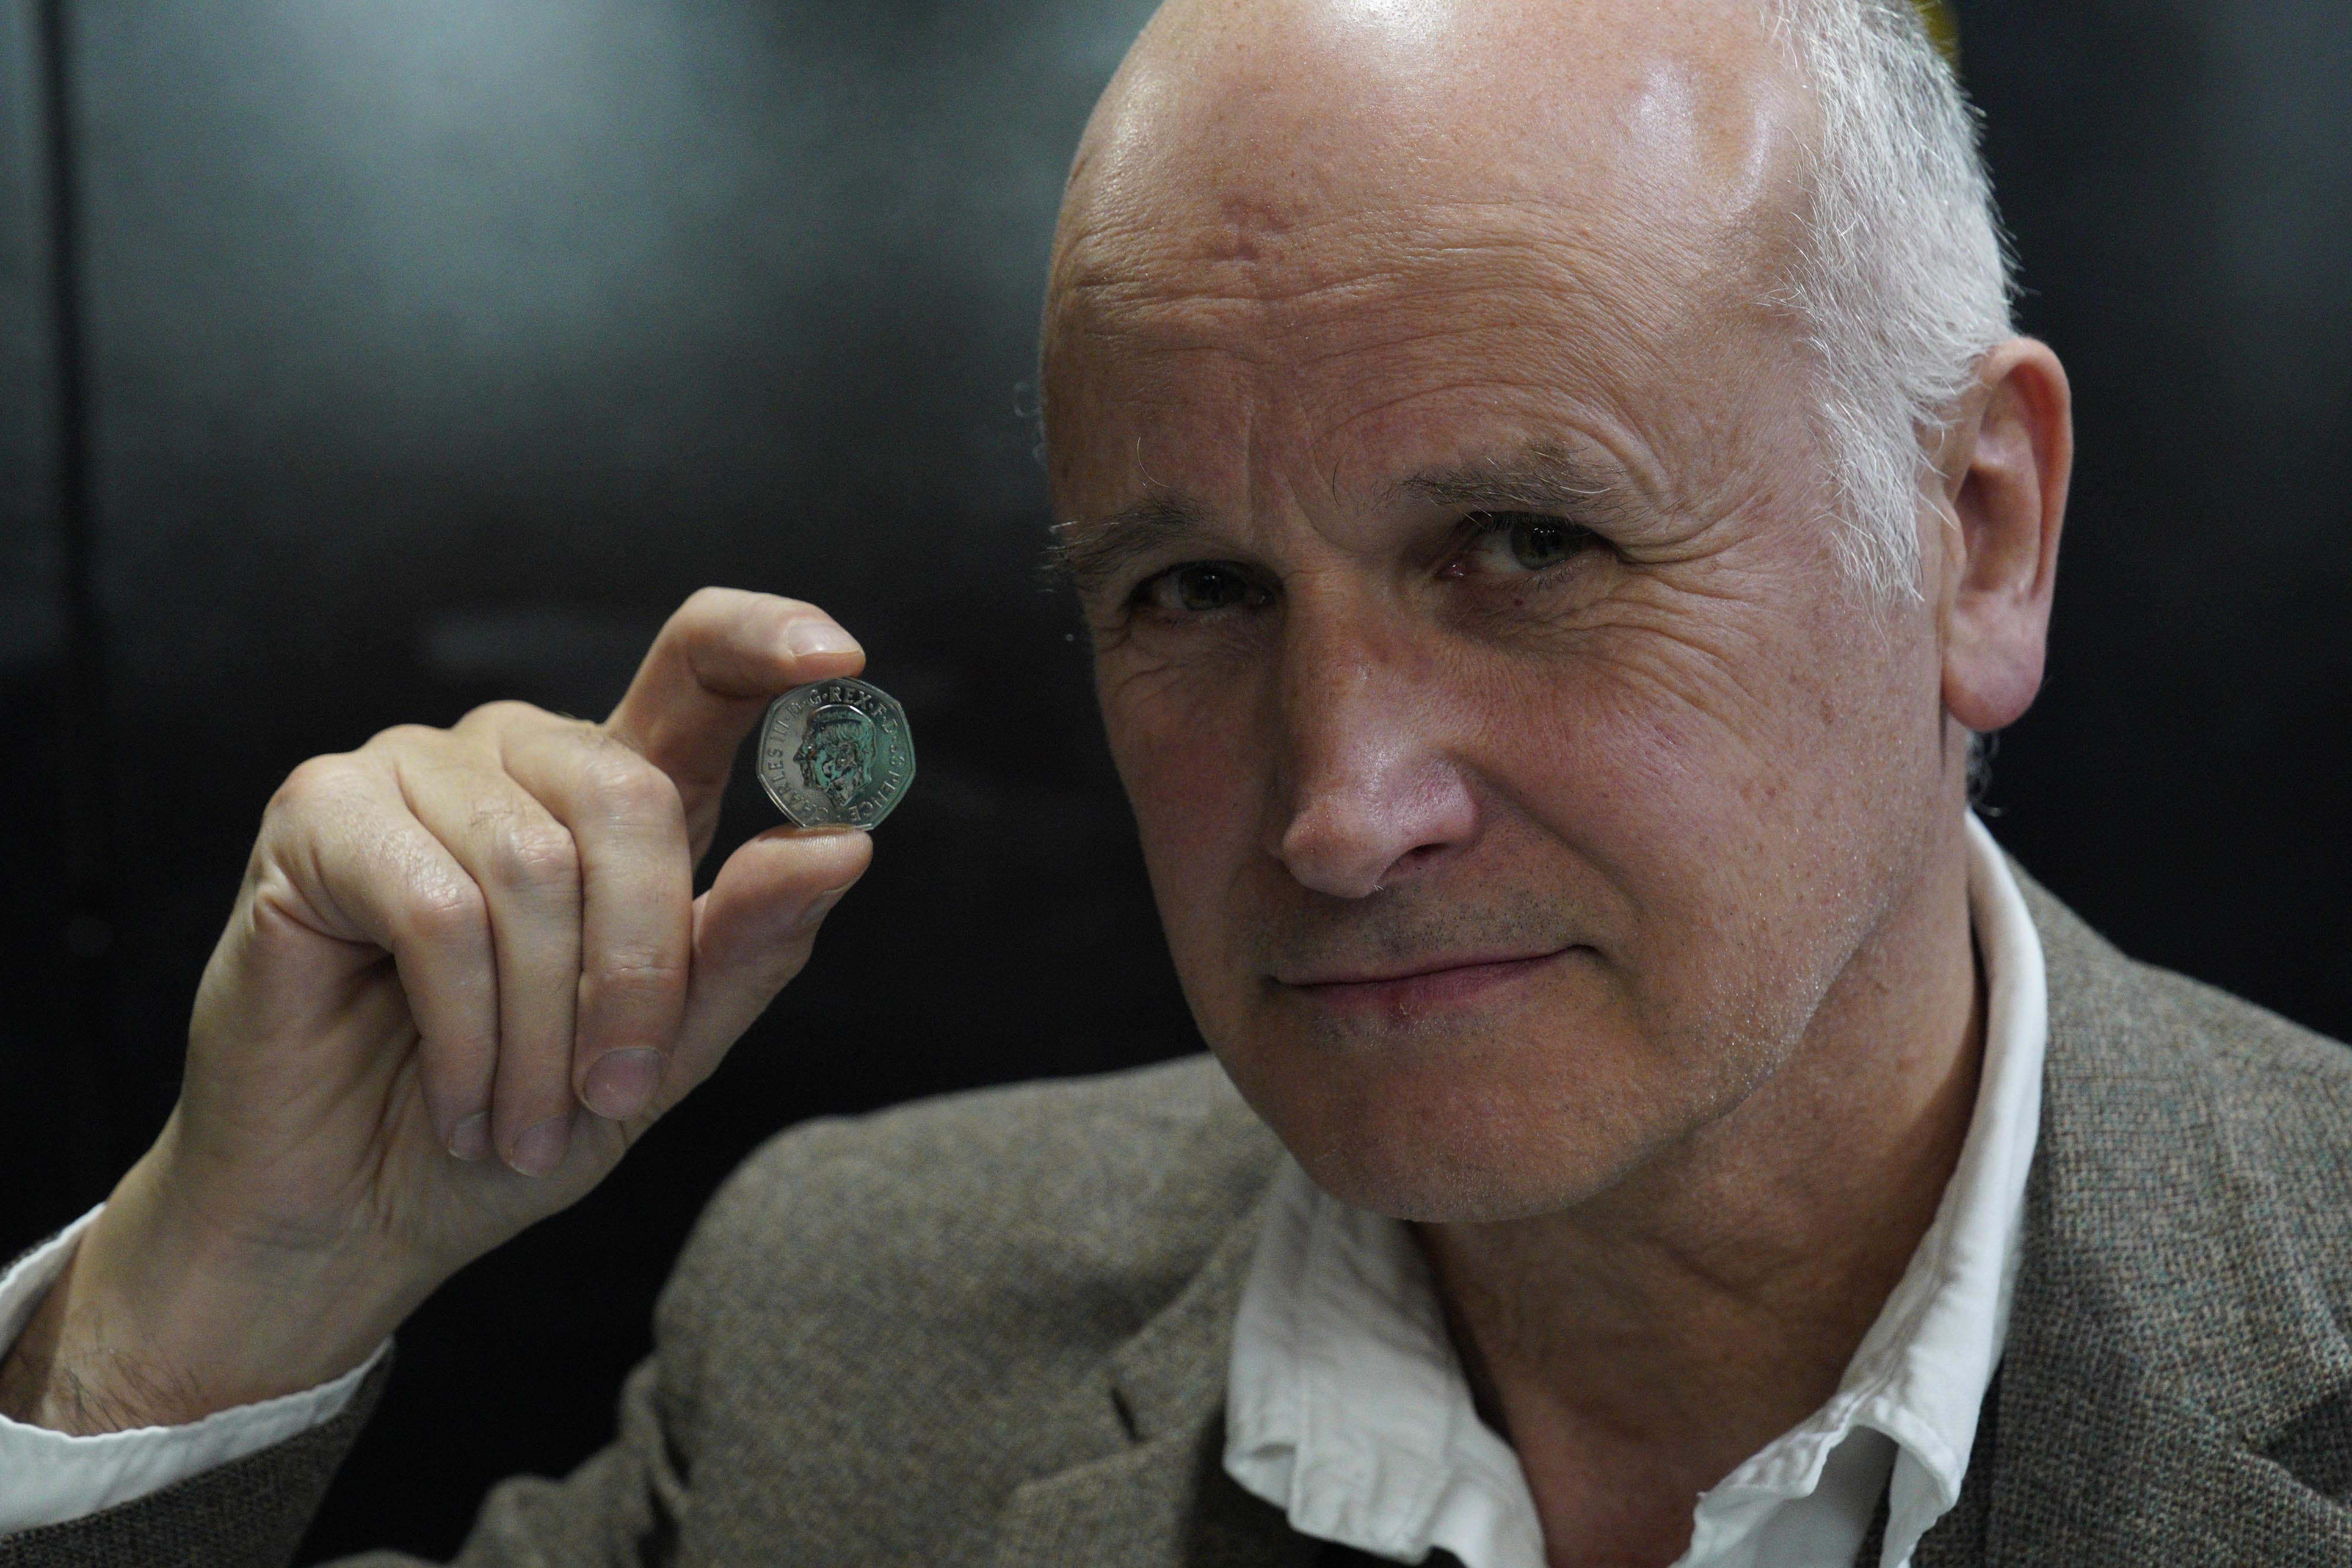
[1454,511,1596,576]
[1135,561,1268,614]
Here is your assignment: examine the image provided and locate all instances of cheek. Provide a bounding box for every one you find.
[1500,587,1946,1001]
[1097,652,1269,989]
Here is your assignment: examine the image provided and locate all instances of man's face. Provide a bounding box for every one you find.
[1045,0,1963,1222]
[796,708,875,808]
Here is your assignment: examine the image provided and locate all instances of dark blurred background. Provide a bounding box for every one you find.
[0,0,2344,1558]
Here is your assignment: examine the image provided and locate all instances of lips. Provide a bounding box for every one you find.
[1275,948,1572,1012]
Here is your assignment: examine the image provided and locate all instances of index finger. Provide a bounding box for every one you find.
[604,588,864,850]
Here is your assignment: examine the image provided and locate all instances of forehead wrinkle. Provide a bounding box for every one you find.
[1050,208,1738,414]
[1055,201,1653,321]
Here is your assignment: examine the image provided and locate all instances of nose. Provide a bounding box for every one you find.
[1267,609,1479,900]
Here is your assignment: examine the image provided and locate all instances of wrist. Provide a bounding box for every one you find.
[0,1134,420,1433]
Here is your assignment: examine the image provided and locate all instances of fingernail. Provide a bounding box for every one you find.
[787,621,859,659]
[507,1115,572,1179]
[447,1112,492,1163]
[583,1048,663,1121]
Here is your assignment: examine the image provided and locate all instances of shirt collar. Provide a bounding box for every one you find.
[1223,815,2049,1568]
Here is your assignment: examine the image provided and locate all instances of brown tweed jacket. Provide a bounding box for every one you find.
[6,871,2352,1567]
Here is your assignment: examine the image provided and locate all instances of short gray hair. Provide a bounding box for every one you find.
[1769,0,2016,599]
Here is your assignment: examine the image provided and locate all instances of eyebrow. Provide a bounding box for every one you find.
[1395,444,1640,526]
[1051,444,1642,599]
[1051,492,1210,601]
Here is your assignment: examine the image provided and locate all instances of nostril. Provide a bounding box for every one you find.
[1387,839,1460,877]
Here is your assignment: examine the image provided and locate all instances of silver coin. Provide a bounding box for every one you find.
[755,677,916,830]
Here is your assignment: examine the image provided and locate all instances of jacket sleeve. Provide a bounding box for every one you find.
[0,1358,390,1568]
[0,1339,690,1568]
[0,1101,809,1568]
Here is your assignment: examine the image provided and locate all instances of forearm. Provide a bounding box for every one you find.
[0,1255,151,1439]
[0,1129,419,1435]
[0,1207,386,1543]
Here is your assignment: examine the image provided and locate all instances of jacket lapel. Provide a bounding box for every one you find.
[981,1420,1316,1568]
[987,1193,1321,1568]
[1923,874,2352,1564]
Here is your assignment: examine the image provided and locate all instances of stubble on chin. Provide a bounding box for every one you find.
[1208,884,1851,1225]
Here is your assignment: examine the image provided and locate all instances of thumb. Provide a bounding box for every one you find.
[643,826,873,1121]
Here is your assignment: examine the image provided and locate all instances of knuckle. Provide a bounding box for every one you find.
[356,722,449,763]
[576,744,681,824]
[744,593,816,643]
[458,698,556,734]
[588,951,690,1006]
[684,586,815,645]
[271,753,362,815]
[669,586,746,647]
[400,874,489,950]
[489,818,581,895]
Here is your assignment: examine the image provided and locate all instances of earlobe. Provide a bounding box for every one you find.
[1941,339,2072,735]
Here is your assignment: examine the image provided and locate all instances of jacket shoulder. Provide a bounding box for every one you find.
[673,1053,1276,1322]
[2110,958,2352,1251]
[2027,866,2352,1142]
[2023,865,2352,1351]
[641,1056,1280,1566]
[1989,864,2352,1544]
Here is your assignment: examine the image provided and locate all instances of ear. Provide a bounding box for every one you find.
[1935,338,2072,733]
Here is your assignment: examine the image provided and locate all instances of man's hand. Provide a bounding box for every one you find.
[0,589,873,1433]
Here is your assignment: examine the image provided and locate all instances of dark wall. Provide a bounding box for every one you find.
[1963,0,2352,1032]
[2,1,1185,1556]
[0,1,2344,1560]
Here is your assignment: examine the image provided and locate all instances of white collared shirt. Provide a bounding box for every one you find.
[1224,814,2049,1568]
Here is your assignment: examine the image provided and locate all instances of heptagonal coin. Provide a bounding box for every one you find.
[755,677,916,830]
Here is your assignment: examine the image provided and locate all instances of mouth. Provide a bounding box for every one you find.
[1275,948,1576,1014]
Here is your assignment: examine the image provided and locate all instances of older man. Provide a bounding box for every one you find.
[4,0,2348,1564]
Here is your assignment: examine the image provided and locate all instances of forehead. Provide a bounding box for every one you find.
[1068,0,1803,219]
[1054,218,1682,512]
[1045,192,1810,535]
[1043,0,1813,509]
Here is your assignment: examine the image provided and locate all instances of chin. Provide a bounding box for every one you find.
[1215,1025,1682,1225]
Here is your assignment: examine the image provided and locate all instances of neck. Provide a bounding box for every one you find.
[1415,822,1986,1568]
